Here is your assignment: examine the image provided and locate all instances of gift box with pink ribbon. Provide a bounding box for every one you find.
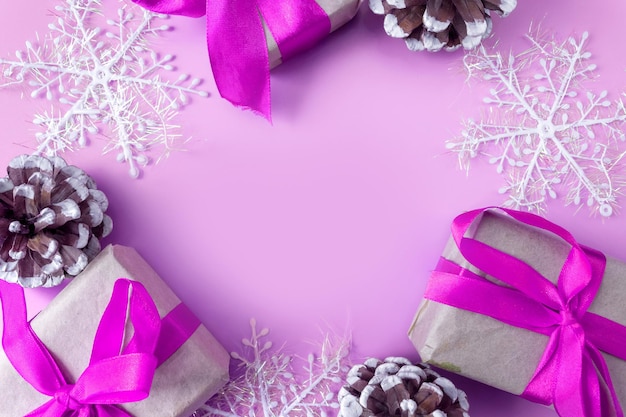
[0,244,230,417]
[131,0,362,121]
[409,208,626,417]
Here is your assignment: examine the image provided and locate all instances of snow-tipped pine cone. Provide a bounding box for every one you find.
[0,155,112,288]
[338,357,469,417]
[369,0,517,52]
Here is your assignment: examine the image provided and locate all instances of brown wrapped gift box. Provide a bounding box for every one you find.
[0,245,230,417]
[267,0,363,68]
[408,211,626,403]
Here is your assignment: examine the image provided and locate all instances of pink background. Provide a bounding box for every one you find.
[1,1,626,416]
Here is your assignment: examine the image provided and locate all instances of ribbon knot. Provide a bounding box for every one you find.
[424,207,626,417]
[560,309,579,327]
[53,385,81,411]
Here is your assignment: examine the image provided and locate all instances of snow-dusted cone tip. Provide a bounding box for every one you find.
[370,0,517,52]
[338,357,470,417]
[0,155,112,287]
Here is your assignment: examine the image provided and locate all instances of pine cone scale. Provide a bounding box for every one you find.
[451,0,486,37]
[424,0,455,32]
[5,233,27,260]
[483,0,516,15]
[51,201,81,227]
[51,178,89,204]
[385,8,422,38]
[415,382,443,414]
[59,245,88,275]
[26,233,58,259]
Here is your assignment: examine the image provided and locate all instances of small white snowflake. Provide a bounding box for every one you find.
[195,318,350,417]
[447,31,626,217]
[0,0,208,178]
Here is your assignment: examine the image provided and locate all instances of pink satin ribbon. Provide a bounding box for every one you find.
[131,0,333,121]
[0,278,200,417]
[424,207,626,417]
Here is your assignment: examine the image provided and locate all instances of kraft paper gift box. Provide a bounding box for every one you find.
[409,209,626,413]
[0,245,230,417]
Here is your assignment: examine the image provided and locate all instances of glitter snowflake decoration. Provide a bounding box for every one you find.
[195,318,350,417]
[447,31,626,217]
[0,0,208,178]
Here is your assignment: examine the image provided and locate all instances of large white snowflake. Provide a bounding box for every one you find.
[447,31,626,217]
[195,318,350,417]
[0,0,208,178]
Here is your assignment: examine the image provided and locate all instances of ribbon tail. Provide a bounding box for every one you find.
[0,281,66,395]
[206,0,272,121]
[586,345,624,417]
[521,329,560,407]
[551,327,605,417]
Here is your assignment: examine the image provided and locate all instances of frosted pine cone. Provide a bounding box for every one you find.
[338,357,469,417]
[0,155,112,288]
[369,0,517,52]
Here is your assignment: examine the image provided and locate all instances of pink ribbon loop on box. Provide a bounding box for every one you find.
[423,207,626,417]
[0,278,200,417]
[131,0,333,121]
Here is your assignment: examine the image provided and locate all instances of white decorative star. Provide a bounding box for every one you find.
[448,31,626,216]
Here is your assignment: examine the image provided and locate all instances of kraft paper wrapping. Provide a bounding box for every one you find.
[267,0,363,68]
[0,245,230,417]
[408,211,626,403]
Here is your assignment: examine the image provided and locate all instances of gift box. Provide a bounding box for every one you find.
[0,244,230,417]
[408,208,626,416]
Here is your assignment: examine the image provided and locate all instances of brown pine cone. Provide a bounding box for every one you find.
[0,155,112,288]
[338,357,469,417]
[369,0,517,52]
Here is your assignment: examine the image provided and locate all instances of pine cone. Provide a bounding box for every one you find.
[338,357,469,417]
[369,0,517,52]
[0,155,112,288]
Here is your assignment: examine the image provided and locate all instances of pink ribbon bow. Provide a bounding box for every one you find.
[424,207,626,417]
[132,0,333,121]
[0,278,200,417]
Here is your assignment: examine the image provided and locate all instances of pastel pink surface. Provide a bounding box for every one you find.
[1,1,626,416]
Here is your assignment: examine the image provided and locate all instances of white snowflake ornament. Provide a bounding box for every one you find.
[196,318,350,417]
[0,0,208,178]
[448,31,626,217]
